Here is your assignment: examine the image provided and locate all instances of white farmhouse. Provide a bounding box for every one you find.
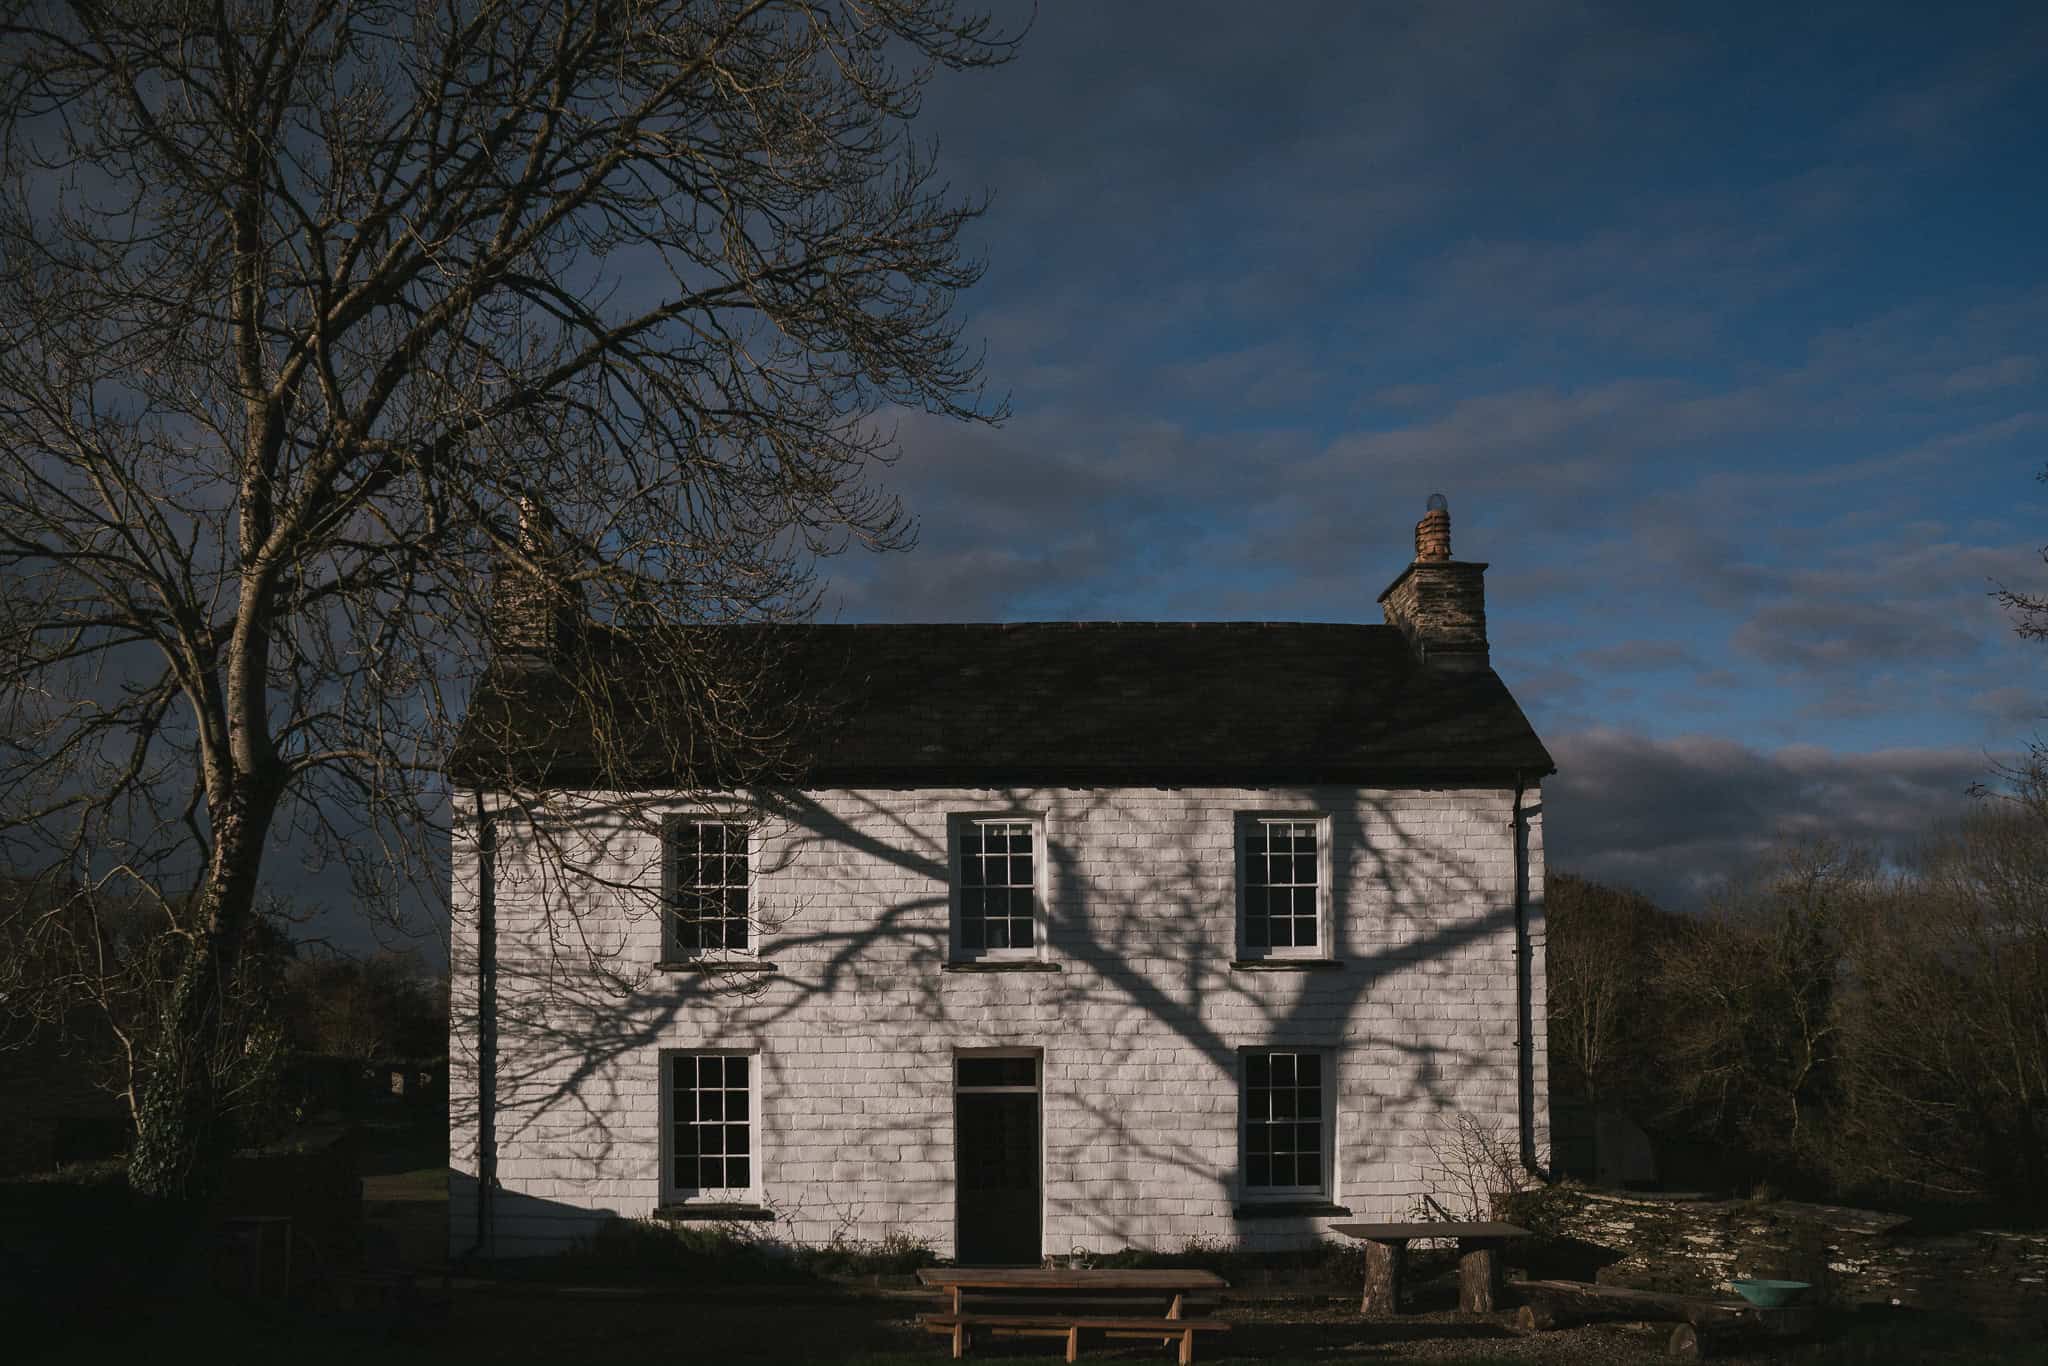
[448,498,1552,1260]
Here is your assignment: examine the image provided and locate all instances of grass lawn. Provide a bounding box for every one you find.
[19,1280,2048,1366]
[12,1141,2045,1366]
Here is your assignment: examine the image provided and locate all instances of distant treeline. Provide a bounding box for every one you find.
[1549,765,2048,1218]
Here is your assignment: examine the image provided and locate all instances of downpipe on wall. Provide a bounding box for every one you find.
[1514,772,1552,1183]
[460,788,499,1262]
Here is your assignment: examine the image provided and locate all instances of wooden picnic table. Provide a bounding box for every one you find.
[1330,1221,1532,1315]
[915,1267,1231,1364]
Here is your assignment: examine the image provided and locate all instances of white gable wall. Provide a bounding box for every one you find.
[448,784,1546,1258]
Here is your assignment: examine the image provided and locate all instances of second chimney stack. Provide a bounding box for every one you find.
[1379,493,1489,672]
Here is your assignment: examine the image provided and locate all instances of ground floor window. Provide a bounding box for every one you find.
[668,1052,754,1199]
[1242,1049,1329,1197]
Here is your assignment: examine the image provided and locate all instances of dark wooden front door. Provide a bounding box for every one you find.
[955,1055,1040,1265]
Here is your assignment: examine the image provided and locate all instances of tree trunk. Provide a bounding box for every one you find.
[1458,1241,1504,1312]
[1359,1239,1408,1315]
[127,791,273,1201]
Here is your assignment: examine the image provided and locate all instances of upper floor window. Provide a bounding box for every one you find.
[667,818,752,956]
[951,815,1044,959]
[1238,815,1330,957]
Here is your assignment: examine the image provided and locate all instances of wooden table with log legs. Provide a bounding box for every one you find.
[1330,1222,1532,1315]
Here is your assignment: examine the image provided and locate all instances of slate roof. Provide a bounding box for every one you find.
[451,622,1553,788]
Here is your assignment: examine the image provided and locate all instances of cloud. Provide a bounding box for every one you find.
[1732,598,1983,673]
[1543,729,1997,910]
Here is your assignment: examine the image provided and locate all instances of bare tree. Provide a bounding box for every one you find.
[1545,872,1664,1106]
[1835,779,2048,1211]
[0,0,1016,1199]
[1652,843,1868,1184]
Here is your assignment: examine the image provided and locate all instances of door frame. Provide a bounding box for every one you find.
[952,1046,1043,1265]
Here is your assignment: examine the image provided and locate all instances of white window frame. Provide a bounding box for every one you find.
[1235,812,1333,959]
[661,1049,761,1205]
[662,814,758,961]
[1239,1047,1335,1203]
[947,812,1048,962]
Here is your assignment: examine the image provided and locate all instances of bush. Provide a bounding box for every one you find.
[792,1229,938,1279]
[1086,1236,1367,1287]
[502,1219,939,1286]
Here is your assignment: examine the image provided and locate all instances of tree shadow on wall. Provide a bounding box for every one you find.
[452,780,1545,1254]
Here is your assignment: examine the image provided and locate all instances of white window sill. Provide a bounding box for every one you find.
[1230,958,1343,972]
[653,1202,774,1222]
[942,959,1062,973]
[655,960,779,974]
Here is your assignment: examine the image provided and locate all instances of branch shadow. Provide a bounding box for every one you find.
[449,778,1544,1261]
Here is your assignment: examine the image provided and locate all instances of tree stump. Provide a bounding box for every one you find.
[1359,1238,1409,1315]
[1458,1240,1504,1312]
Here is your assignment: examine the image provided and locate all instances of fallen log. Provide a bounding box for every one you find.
[1513,1279,1755,1330]
[1668,1317,1774,1359]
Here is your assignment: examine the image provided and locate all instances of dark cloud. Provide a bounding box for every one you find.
[1733,598,1983,673]
[1542,729,1995,910]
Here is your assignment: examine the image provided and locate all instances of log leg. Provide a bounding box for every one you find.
[1457,1238,1504,1312]
[1360,1237,1409,1315]
[1669,1318,1771,1359]
[1178,1326,1195,1366]
[951,1321,965,1361]
[1064,1324,1078,1364]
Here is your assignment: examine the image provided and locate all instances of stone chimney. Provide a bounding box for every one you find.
[1377,493,1489,671]
[491,496,582,662]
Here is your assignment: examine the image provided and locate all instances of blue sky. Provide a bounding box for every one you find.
[817,0,2048,905]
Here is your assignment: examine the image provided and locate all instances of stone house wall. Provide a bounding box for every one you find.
[448,782,1545,1259]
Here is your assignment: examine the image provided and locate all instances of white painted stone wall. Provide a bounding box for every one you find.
[448,784,1547,1257]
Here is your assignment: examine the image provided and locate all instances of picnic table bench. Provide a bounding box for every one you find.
[915,1267,1232,1364]
[1330,1221,1532,1315]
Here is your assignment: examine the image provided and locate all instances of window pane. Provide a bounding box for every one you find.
[958,1057,1036,1088]
[1244,1051,1326,1192]
[675,1054,752,1194]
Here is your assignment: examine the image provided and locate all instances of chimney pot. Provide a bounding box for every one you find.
[1416,494,1452,561]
